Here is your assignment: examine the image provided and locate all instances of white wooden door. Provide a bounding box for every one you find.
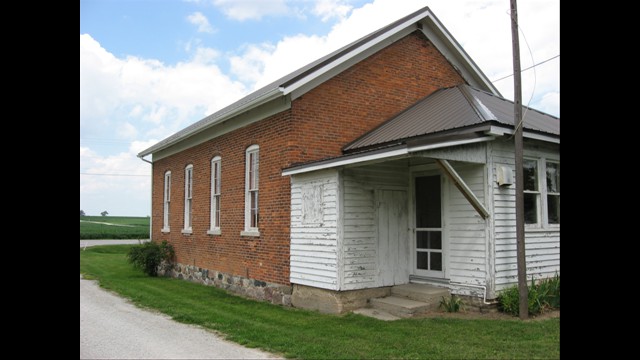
[376,190,409,286]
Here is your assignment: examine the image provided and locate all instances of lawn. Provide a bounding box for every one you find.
[80,216,150,239]
[80,245,560,359]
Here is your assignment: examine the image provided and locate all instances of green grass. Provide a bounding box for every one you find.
[80,216,150,239]
[80,245,560,359]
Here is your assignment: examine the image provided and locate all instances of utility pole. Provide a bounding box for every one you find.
[510,0,528,320]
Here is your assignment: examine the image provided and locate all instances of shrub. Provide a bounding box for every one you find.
[497,273,560,316]
[439,295,464,313]
[127,240,175,276]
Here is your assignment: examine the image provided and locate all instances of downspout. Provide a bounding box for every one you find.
[139,155,153,242]
[448,282,494,305]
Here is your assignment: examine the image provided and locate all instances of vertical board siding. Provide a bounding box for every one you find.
[490,141,560,291]
[342,161,409,290]
[290,170,340,290]
[446,163,487,291]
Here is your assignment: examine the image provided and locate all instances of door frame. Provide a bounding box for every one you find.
[410,168,449,279]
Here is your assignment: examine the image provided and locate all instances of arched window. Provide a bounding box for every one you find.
[242,145,259,236]
[182,164,193,234]
[162,171,171,232]
[208,156,221,235]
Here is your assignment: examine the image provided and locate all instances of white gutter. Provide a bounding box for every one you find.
[486,126,559,144]
[282,136,494,176]
[282,148,408,176]
[449,282,494,305]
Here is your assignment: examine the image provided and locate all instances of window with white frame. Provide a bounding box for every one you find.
[546,161,560,224]
[162,171,171,232]
[523,159,539,224]
[523,158,560,227]
[183,164,193,233]
[243,145,259,235]
[209,156,221,234]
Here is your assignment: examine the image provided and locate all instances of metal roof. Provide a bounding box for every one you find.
[137,6,500,158]
[343,84,559,152]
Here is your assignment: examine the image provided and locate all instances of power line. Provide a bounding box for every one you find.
[80,173,149,177]
[491,54,559,83]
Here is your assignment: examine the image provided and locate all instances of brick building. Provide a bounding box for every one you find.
[138,7,559,315]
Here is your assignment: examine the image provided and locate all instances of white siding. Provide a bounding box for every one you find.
[445,163,488,295]
[342,161,409,290]
[290,170,340,290]
[489,140,560,292]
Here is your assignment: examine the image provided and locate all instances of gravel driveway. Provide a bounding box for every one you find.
[80,276,277,359]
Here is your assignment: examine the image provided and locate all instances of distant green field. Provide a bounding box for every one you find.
[80,216,150,239]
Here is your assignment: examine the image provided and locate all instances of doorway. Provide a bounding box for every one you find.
[414,175,444,278]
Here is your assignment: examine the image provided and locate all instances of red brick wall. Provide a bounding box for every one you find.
[153,110,293,285]
[289,31,464,163]
[151,30,464,286]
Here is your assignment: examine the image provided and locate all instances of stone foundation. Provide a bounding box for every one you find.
[291,284,392,314]
[159,263,292,306]
[454,294,499,313]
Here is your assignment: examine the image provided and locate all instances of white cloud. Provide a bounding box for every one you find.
[80,34,249,215]
[232,0,558,117]
[534,92,560,117]
[80,142,153,216]
[187,11,215,33]
[80,34,247,140]
[312,0,353,22]
[117,122,138,139]
[212,0,289,21]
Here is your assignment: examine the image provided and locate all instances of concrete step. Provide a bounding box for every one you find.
[392,284,450,303]
[370,296,432,318]
[352,307,401,321]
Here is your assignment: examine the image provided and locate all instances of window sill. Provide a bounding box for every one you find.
[207,229,221,235]
[161,228,170,233]
[240,230,260,237]
[181,229,193,235]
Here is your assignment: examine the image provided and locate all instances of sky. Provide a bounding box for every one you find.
[80,0,560,217]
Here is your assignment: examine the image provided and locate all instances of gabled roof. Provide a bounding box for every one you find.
[344,84,559,153]
[138,6,499,159]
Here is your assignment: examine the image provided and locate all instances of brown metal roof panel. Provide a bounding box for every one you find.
[344,86,484,151]
[470,87,559,135]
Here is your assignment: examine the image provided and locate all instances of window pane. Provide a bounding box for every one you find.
[417,252,429,270]
[254,152,259,189]
[215,196,221,227]
[524,193,538,224]
[523,160,538,191]
[547,195,560,224]
[546,162,560,193]
[415,176,441,228]
[417,231,442,249]
[430,252,442,271]
[187,199,192,227]
[251,191,259,228]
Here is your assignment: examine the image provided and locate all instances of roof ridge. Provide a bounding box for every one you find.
[458,84,496,122]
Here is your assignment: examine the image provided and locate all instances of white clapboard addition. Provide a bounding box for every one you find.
[444,162,488,296]
[290,170,340,290]
[489,140,560,292]
[342,161,410,290]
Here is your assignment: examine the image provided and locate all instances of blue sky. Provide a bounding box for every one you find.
[80,0,559,216]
